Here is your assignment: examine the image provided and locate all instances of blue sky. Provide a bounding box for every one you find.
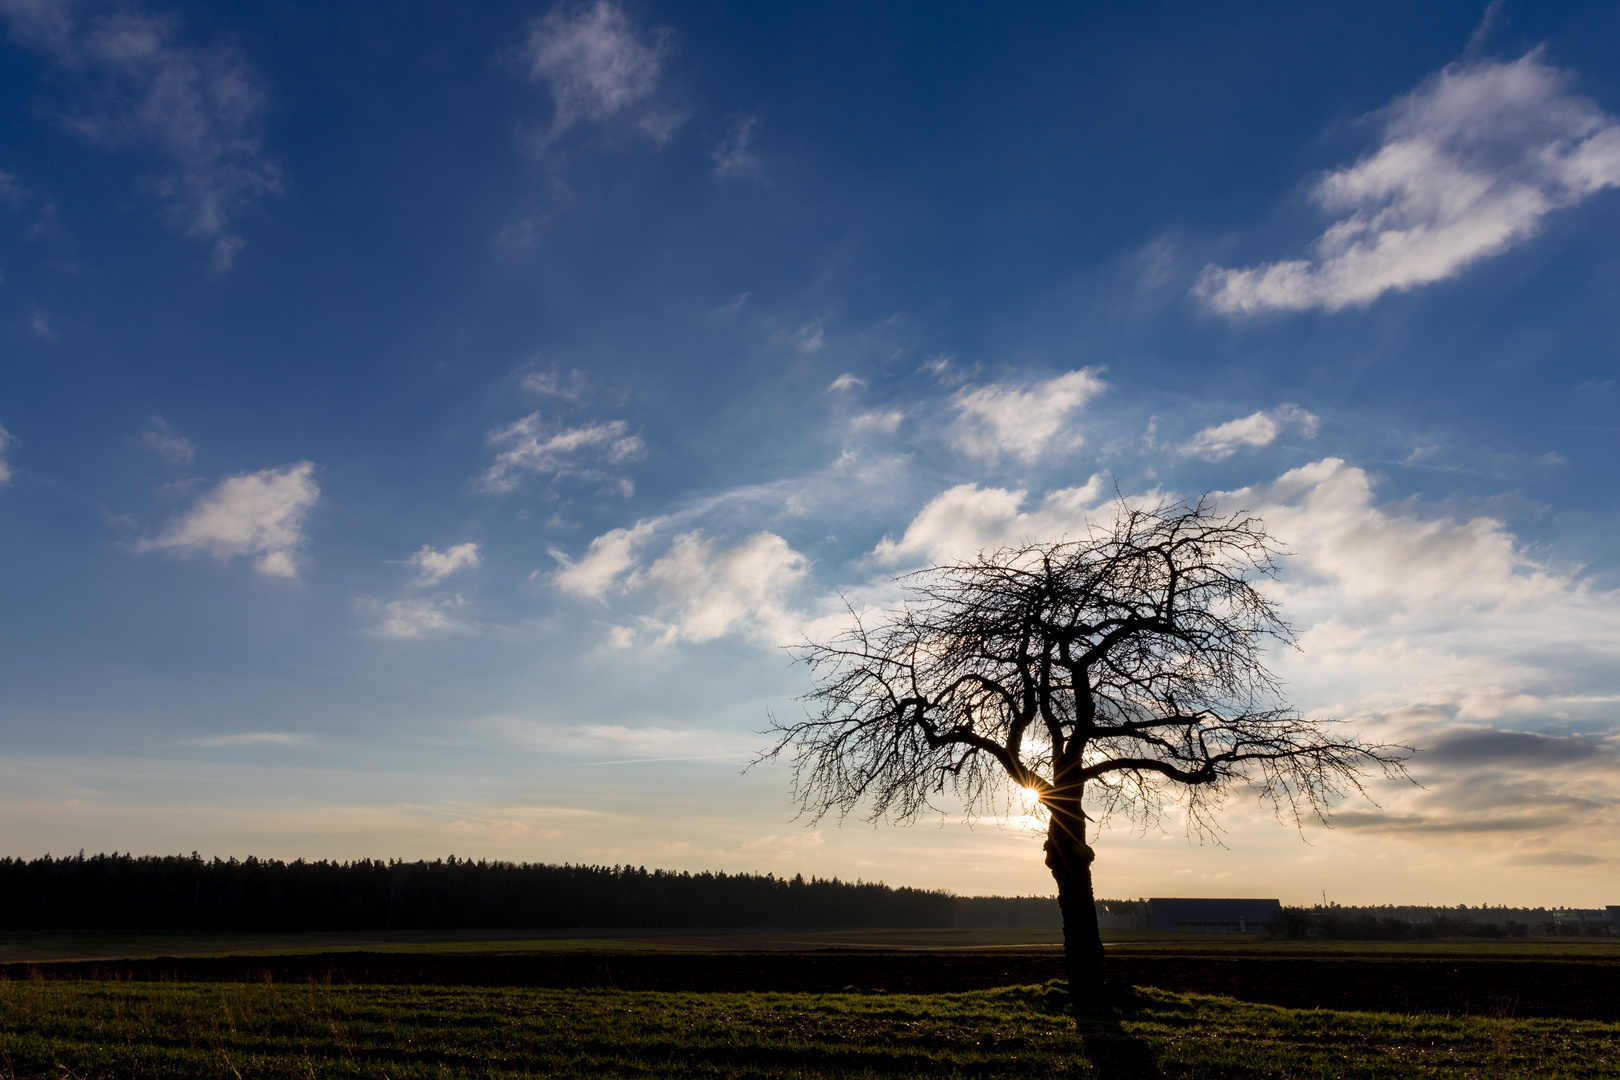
[2,0,1618,905]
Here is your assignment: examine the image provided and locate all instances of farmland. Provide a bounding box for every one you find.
[2,977,1618,1079]
[2,932,1618,1077]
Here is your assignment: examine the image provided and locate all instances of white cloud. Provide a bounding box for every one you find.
[552,517,663,599]
[856,457,1620,851]
[871,476,1111,566]
[142,417,195,465]
[553,520,811,646]
[1181,403,1319,460]
[365,595,471,639]
[480,412,642,493]
[0,0,282,269]
[949,368,1107,462]
[28,311,52,340]
[713,114,760,178]
[828,373,865,392]
[0,421,12,487]
[405,542,480,586]
[849,410,904,434]
[1228,458,1567,613]
[1205,457,1620,844]
[1200,51,1620,314]
[518,0,677,148]
[137,461,317,577]
[631,530,810,645]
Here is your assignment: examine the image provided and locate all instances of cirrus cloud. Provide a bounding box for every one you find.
[480,413,643,494]
[0,0,283,269]
[364,595,471,639]
[142,417,195,465]
[517,0,679,149]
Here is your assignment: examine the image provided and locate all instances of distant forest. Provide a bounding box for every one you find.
[0,853,1061,931]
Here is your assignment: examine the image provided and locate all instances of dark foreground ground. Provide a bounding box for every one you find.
[9,947,1620,1020]
[3,979,1618,1079]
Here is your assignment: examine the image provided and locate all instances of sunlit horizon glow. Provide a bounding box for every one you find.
[0,2,1618,908]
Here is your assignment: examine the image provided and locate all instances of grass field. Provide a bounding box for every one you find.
[1,976,1616,1079]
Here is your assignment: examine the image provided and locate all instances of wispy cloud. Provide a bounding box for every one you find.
[405,542,480,586]
[1200,51,1620,314]
[713,114,760,178]
[520,367,586,399]
[142,417,195,465]
[797,320,825,354]
[849,410,903,434]
[828,373,865,392]
[949,368,1107,462]
[0,0,282,269]
[178,731,312,749]
[0,421,13,487]
[1181,404,1319,460]
[364,595,471,639]
[517,0,678,149]
[491,715,757,763]
[0,167,56,236]
[1503,850,1607,866]
[137,461,318,577]
[480,413,642,494]
[0,169,25,207]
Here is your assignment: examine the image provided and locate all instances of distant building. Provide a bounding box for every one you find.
[1094,899,1146,930]
[1551,908,1618,934]
[1145,897,1281,932]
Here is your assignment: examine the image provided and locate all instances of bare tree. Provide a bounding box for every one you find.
[761,498,1409,1005]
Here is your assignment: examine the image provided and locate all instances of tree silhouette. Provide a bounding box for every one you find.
[762,498,1409,1006]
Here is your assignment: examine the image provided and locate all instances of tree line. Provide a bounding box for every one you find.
[0,853,1059,931]
[1269,904,1616,940]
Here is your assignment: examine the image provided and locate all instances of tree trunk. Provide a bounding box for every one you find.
[1044,803,1105,1009]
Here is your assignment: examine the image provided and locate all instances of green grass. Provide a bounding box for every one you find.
[1,977,1615,1078]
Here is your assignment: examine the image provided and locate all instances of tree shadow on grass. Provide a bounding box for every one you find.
[1073,984,1166,1080]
